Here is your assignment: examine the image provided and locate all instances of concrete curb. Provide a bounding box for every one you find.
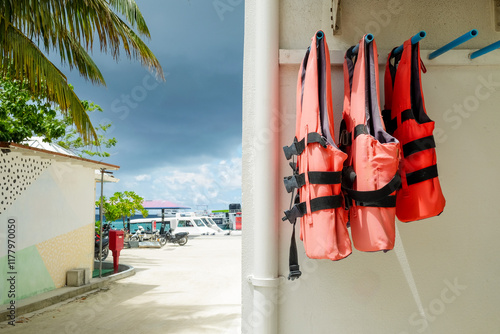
[0,262,135,323]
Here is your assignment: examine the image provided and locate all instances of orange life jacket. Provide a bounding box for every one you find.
[383,39,446,222]
[339,36,401,252]
[282,31,351,279]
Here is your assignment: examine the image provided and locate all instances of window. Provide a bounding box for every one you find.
[178,220,193,227]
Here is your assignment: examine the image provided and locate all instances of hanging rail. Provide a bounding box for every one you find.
[429,29,478,60]
[469,39,500,59]
[393,31,426,55]
[352,34,374,54]
[316,30,324,41]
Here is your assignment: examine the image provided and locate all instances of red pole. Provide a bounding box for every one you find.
[112,249,121,273]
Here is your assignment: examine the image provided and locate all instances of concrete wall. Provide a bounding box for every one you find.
[0,153,95,304]
[243,0,500,333]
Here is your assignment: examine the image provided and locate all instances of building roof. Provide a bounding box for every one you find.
[24,137,77,156]
[0,141,120,171]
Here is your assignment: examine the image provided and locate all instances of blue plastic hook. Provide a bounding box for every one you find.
[429,30,478,59]
[393,31,426,55]
[352,34,374,54]
[469,39,500,59]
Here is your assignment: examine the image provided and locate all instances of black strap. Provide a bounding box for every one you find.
[343,173,401,203]
[354,124,368,139]
[406,164,438,186]
[383,109,415,134]
[339,124,368,146]
[288,223,302,280]
[283,190,303,280]
[283,133,327,160]
[283,171,342,193]
[310,195,343,212]
[281,193,342,281]
[282,195,343,225]
[342,174,401,209]
[382,109,393,133]
[403,135,436,157]
[356,195,397,208]
[307,132,327,147]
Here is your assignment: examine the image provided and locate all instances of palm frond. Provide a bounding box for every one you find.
[105,0,150,37]
[7,0,164,79]
[106,9,164,80]
[0,18,98,143]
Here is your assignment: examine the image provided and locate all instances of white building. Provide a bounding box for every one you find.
[0,140,119,304]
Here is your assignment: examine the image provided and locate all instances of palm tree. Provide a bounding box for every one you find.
[0,0,164,143]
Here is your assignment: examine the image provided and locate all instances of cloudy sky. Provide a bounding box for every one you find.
[60,0,244,210]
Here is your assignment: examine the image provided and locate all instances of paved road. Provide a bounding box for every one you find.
[0,236,241,334]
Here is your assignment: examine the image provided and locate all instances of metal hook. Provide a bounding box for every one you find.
[429,30,478,59]
[352,34,374,54]
[469,39,500,59]
[393,31,426,55]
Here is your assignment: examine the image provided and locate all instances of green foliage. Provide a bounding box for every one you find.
[97,191,148,227]
[56,101,117,159]
[0,76,66,142]
[95,220,102,234]
[0,75,117,158]
[0,0,164,143]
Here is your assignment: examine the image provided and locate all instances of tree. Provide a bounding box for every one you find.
[97,191,148,232]
[0,0,164,144]
[0,74,66,142]
[56,100,117,159]
[0,75,117,158]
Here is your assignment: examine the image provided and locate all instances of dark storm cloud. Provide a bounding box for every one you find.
[60,0,244,174]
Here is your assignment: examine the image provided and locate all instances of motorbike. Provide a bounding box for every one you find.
[95,233,109,261]
[163,229,189,246]
[155,223,189,246]
[129,226,145,242]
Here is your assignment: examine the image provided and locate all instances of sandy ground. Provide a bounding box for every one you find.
[0,235,242,334]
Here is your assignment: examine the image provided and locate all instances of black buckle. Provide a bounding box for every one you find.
[282,209,297,225]
[288,265,302,281]
[283,175,299,193]
[339,130,351,146]
[283,142,298,160]
[282,203,305,225]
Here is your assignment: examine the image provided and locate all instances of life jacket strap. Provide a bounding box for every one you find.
[382,109,393,133]
[406,164,438,186]
[383,109,415,134]
[356,195,397,208]
[339,124,369,147]
[282,195,343,225]
[283,171,342,193]
[283,132,327,160]
[288,225,302,281]
[284,192,302,280]
[342,173,401,208]
[403,135,436,157]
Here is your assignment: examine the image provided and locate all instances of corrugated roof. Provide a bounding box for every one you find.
[0,141,119,170]
[24,137,77,156]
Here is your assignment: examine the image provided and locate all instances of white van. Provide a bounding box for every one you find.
[159,213,215,237]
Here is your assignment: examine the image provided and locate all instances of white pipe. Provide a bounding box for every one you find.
[249,0,280,333]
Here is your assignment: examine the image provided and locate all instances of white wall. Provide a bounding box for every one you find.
[0,155,95,255]
[243,1,500,333]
